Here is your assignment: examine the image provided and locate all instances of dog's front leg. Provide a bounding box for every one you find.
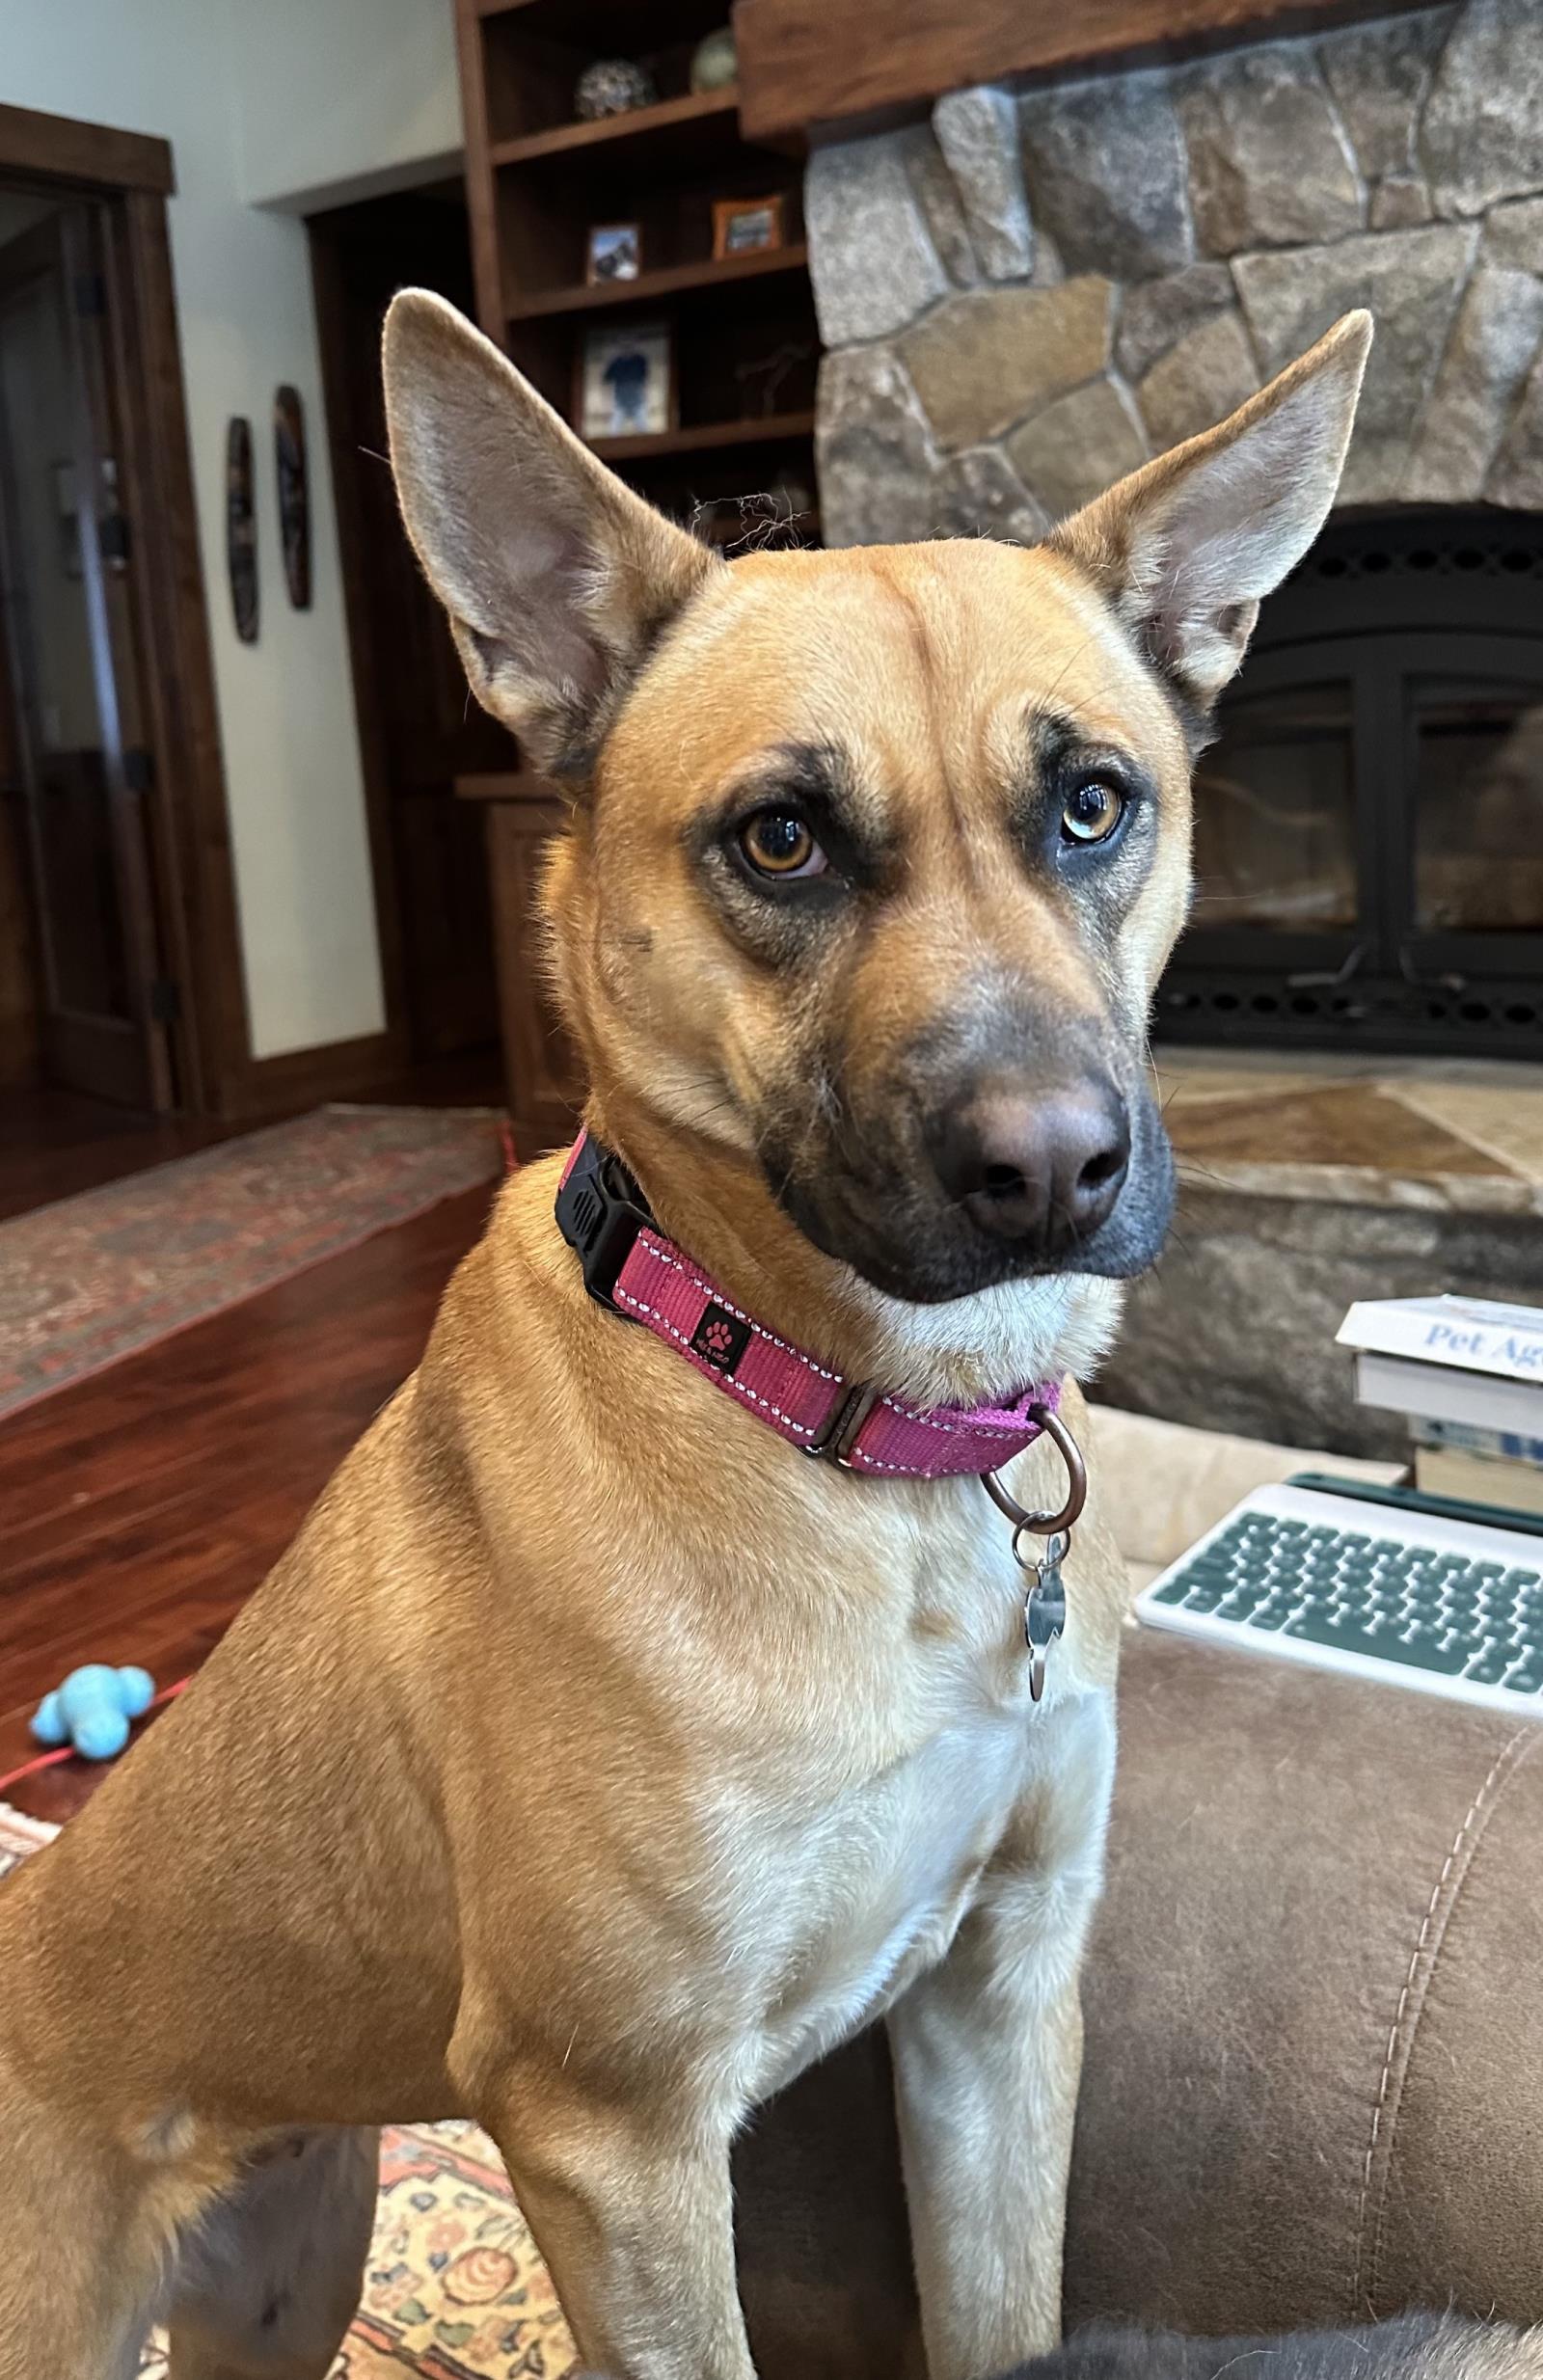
[887,1693,1115,2380]
[486,2070,755,2380]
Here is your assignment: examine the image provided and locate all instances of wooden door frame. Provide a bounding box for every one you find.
[306,208,410,1060]
[0,101,250,1115]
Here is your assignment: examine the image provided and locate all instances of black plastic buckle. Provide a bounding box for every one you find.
[555,1134,654,1314]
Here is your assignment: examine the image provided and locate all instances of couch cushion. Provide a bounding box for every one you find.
[735,1628,1543,2376]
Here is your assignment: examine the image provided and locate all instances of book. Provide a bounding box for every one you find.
[1354,1350,1543,1438]
[1409,1413,1543,1466]
[1414,1446,1543,1519]
[1337,1294,1543,1383]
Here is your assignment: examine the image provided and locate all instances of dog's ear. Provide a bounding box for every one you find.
[382,288,719,781]
[1050,311,1372,713]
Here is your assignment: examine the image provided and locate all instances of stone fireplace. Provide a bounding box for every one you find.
[806,0,1543,1057]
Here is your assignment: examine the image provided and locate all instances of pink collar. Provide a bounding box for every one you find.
[555,1130,1061,1480]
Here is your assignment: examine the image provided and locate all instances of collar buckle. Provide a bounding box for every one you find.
[801,1378,881,1466]
[555,1131,653,1313]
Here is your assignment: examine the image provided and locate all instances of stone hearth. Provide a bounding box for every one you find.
[809,0,1543,544]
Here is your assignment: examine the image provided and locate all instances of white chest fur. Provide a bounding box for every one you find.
[690,1501,1104,2110]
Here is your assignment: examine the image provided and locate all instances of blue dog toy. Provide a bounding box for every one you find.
[31,1664,155,1761]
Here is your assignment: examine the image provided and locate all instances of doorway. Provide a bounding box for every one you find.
[0,101,247,1155]
[309,183,502,1066]
[0,191,172,1109]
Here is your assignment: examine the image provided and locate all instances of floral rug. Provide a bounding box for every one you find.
[0,1807,577,2379]
[0,1105,504,1423]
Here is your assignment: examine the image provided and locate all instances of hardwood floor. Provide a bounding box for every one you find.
[0,1053,502,1220]
[0,1181,495,1823]
[0,1086,238,1222]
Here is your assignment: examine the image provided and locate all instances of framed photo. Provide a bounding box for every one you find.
[577,319,675,442]
[712,193,785,259]
[585,221,641,285]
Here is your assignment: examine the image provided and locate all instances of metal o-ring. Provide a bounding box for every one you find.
[980,1404,1088,1540]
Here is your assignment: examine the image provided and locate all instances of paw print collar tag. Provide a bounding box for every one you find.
[980,1405,1087,1703]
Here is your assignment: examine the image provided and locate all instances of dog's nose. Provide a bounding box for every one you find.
[930,1079,1131,1251]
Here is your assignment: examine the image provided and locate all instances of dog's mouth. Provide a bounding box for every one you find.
[762,1075,1176,1307]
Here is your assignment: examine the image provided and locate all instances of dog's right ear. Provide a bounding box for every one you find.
[383,289,719,782]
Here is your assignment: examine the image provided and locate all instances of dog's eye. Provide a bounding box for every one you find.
[739,809,828,879]
[1061,779,1126,846]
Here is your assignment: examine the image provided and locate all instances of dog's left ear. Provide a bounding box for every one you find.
[382,288,719,781]
[1050,311,1372,711]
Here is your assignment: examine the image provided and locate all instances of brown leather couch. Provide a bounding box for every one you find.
[732,1630,1543,2380]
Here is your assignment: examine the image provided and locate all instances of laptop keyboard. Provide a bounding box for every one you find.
[1137,1484,1543,1711]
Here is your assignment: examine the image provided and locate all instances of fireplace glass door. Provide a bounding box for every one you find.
[1192,673,1358,933]
[1159,511,1543,1058]
[1410,672,1543,935]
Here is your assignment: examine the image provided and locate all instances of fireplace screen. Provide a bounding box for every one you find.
[1159,511,1543,1056]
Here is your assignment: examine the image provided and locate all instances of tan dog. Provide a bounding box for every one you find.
[0,294,1368,2380]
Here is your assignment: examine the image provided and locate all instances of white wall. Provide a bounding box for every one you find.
[0,0,462,1061]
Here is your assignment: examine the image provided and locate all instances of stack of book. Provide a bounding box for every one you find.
[1337,1295,1543,1517]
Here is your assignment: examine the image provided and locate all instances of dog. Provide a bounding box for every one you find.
[0,291,1369,2380]
[1015,2314,1543,2379]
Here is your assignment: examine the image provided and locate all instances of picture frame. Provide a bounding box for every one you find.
[712,193,785,260]
[576,319,675,443]
[585,222,642,285]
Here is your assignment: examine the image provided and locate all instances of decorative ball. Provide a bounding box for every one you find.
[574,59,657,122]
[690,28,738,94]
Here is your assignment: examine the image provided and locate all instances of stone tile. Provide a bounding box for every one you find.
[932,85,1034,283]
[1019,67,1192,280]
[899,277,1115,449]
[1421,0,1543,219]
[1394,1080,1543,1182]
[1486,194,1543,271]
[815,346,941,548]
[1318,7,1454,180]
[1115,259,1237,381]
[805,131,949,346]
[1369,171,1434,230]
[1234,222,1475,502]
[932,445,1047,543]
[1005,375,1150,522]
[1406,261,1543,500]
[899,123,980,288]
[1488,349,1543,508]
[1166,1084,1507,1175]
[1178,45,1364,255]
[1138,309,1259,450]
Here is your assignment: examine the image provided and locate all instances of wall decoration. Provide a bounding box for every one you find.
[273,385,310,611]
[225,417,257,645]
[712,194,785,259]
[585,222,642,286]
[574,59,656,121]
[577,320,674,443]
[690,27,737,93]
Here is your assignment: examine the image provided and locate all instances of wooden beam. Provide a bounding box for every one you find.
[735,0,1440,143]
[0,98,173,194]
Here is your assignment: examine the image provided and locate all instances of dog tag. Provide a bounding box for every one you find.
[1023,1532,1068,1703]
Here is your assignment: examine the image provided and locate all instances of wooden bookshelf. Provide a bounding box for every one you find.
[456,0,820,519]
[453,0,823,1140]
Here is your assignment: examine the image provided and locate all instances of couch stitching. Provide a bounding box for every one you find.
[1348,1724,1537,2315]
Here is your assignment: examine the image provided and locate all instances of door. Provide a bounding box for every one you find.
[0,196,170,1108]
[310,187,502,1063]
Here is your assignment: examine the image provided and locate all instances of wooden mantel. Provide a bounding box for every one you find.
[734,0,1441,142]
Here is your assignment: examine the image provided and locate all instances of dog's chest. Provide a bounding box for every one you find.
[722,1528,1048,2100]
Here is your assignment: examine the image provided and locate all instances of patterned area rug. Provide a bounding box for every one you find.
[0,1808,577,2380]
[0,1106,504,1423]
